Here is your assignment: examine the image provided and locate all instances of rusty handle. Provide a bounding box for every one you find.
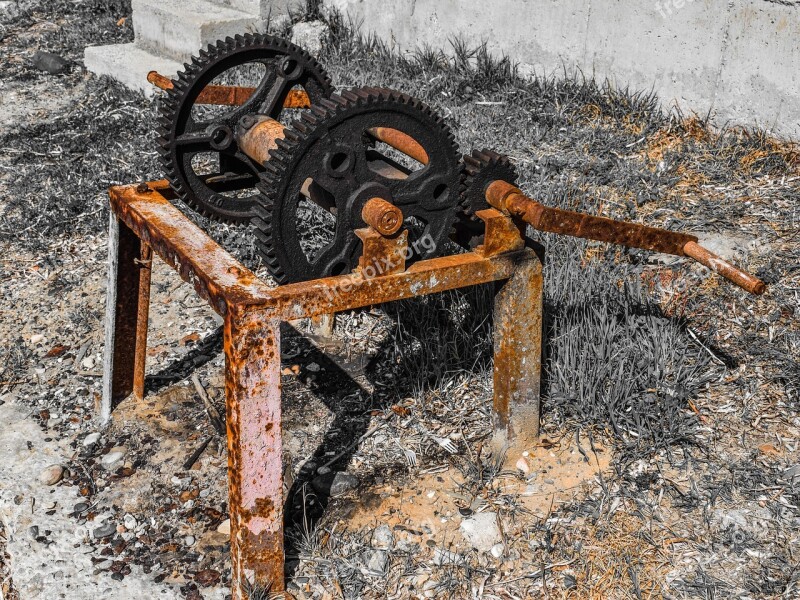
[362,197,404,236]
[682,241,766,295]
[147,71,311,108]
[486,180,767,295]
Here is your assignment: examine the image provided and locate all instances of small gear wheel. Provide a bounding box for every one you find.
[454,148,518,248]
[252,87,462,284]
[158,33,334,223]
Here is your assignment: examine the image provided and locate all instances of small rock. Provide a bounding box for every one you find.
[316,465,331,476]
[101,450,125,468]
[460,512,502,552]
[30,334,44,344]
[93,521,116,539]
[217,519,231,535]
[123,514,137,530]
[362,548,388,573]
[39,464,64,486]
[28,525,39,539]
[184,535,195,546]
[32,50,70,75]
[306,362,321,372]
[432,547,464,566]
[515,457,530,474]
[73,502,89,514]
[47,417,61,429]
[311,471,359,497]
[490,543,504,558]
[95,559,113,570]
[81,356,95,370]
[291,20,329,56]
[372,524,393,550]
[83,432,101,446]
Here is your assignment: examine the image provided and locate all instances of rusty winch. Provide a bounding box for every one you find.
[101,33,766,598]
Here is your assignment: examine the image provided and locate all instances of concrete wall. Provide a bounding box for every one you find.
[321,0,800,139]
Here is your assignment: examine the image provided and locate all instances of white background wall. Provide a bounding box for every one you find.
[322,0,800,139]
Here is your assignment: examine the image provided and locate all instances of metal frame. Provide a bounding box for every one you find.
[102,179,543,597]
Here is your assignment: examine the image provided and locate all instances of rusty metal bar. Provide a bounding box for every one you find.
[109,182,272,313]
[683,241,766,295]
[491,250,543,460]
[132,243,153,400]
[101,213,152,422]
[366,127,429,165]
[147,70,311,108]
[224,309,285,596]
[485,179,767,295]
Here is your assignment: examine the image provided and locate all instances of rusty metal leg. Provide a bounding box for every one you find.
[224,308,284,598]
[101,214,152,423]
[491,250,543,461]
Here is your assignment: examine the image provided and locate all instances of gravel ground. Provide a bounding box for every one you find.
[1,1,799,598]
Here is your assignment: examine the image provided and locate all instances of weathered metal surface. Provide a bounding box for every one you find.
[106,180,544,596]
[133,243,153,400]
[684,240,766,295]
[355,226,408,276]
[492,248,543,457]
[474,208,525,258]
[224,309,285,597]
[485,179,766,294]
[236,115,286,166]
[147,70,311,108]
[101,214,152,422]
[367,126,429,165]
[108,183,272,313]
[361,197,403,236]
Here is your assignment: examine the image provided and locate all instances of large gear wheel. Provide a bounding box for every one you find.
[157,33,334,223]
[454,148,519,248]
[252,87,461,284]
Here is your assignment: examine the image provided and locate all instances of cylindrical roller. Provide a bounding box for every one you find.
[362,197,404,236]
[236,115,286,166]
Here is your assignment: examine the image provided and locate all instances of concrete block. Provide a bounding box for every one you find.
[83,43,183,97]
[132,0,264,62]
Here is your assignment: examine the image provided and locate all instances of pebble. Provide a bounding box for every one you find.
[372,524,393,550]
[101,450,125,468]
[311,471,359,497]
[184,535,195,546]
[28,525,39,539]
[460,512,502,552]
[515,457,530,474]
[30,334,44,344]
[81,356,95,369]
[123,514,137,530]
[83,432,101,447]
[93,521,116,539]
[39,464,64,485]
[490,543,505,558]
[46,417,62,429]
[363,548,388,573]
[31,50,70,75]
[217,519,231,535]
[306,362,321,372]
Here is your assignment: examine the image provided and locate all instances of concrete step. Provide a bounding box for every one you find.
[132,0,263,62]
[83,43,183,98]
